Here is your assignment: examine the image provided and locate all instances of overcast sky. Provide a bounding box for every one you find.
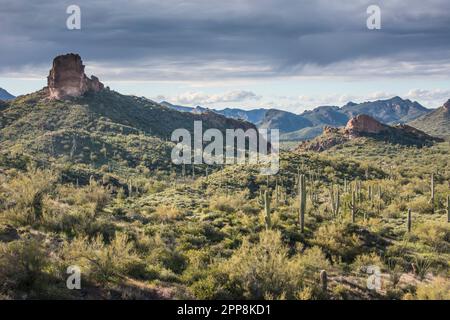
[1,0,449,111]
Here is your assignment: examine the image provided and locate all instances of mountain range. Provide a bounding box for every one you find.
[0,88,15,101]
[162,97,432,141]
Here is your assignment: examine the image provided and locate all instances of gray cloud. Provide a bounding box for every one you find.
[1,0,450,80]
[172,90,261,105]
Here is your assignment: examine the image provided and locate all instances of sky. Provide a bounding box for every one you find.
[1,0,450,112]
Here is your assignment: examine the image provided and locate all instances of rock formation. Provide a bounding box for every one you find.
[47,53,104,99]
[296,114,443,152]
[345,114,388,137]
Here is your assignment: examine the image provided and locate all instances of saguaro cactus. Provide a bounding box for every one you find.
[350,191,356,223]
[407,208,412,233]
[31,190,44,221]
[264,190,271,229]
[298,174,307,233]
[447,195,449,223]
[329,185,340,217]
[320,270,328,292]
[258,189,264,206]
[430,173,435,214]
[275,181,279,208]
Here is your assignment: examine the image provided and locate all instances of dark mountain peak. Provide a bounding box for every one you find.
[443,99,450,111]
[0,88,16,101]
[343,101,357,107]
[389,96,404,102]
[47,53,104,100]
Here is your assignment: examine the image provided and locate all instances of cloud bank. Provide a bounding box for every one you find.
[1,0,450,81]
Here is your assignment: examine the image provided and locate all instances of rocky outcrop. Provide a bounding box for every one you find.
[296,114,443,152]
[345,114,388,138]
[47,53,104,99]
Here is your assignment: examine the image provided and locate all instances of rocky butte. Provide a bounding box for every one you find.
[47,53,104,100]
[296,114,443,152]
[344,114,388,138]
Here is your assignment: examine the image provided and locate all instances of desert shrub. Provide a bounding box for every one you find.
[0,168,56,225]
[141,233,188,274]
[62,233,140,283]
[409,196,434,214]
[42,203,116,239]
[290,246,331,279]
[383,203,404,218]
[351,252,384,275]
[241,203,260,215]
[210,230,322,300]
[147,247,187,274]
[414,221,450,252]
[312,222,364,262]
[146,179,168,194]
[0,239,51,297]
[209,192,247,214]
[58,182,110,214]
[331,284,352,300]
[153,205,184,222]
[406,277,450,300]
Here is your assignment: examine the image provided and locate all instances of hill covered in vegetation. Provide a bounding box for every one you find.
[409,100,450,139]
[296,114,443,152]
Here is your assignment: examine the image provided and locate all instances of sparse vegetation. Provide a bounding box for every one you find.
[0,90,449,300]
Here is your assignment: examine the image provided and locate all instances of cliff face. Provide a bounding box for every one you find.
[345,114,388,137]
[47,53,104,99]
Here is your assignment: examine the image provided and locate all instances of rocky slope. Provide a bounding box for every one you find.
[409,99,450,138]
[296,114,443,152]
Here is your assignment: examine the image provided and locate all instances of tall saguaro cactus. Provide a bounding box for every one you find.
[329,185,340,217]
[275,181,279,208]
[430,173,435,214]
[298,174,307,233]
[350,191,356,223]
[320,270,328,293]
[264,190,271,230]
[407,208,412,233]
[447,195,449,223]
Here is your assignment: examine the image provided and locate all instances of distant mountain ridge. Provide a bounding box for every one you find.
[409,99,450,138]
[162,96,431,141]
[160,101,268,123]
[0,88,15,101]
